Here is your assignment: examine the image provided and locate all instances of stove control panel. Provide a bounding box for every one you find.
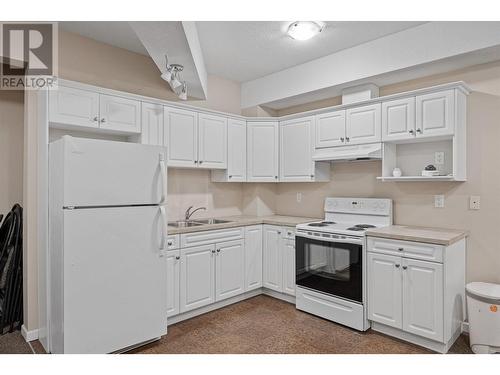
[324,197,392,216]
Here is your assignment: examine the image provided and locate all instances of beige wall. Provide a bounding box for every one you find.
[0,90,24,215]
[274,60,500,284]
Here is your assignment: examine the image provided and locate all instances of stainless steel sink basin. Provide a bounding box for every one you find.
[168,220,203,228]
[192,219,232,225]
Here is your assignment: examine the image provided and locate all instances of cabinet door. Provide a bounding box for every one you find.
[280,117,315,182]
[164,106,198,168]
[402,258,444,341]
[382,97,416,142]
[166,250,180,317]
[141,102,164,146]
[346,103,381,145]
[315,110,346,148]
[215,239,245,301]
[49,86,99,128]
[416,89,455,137]
[247,122,279,182]
[282,238,296,296]
[244,225,263,291]
[227,119,247,182]
[367,252,402,329]
[180,244,215,313]
[99,94,141,133]
[198,113,227,169]
[262,225,283,292]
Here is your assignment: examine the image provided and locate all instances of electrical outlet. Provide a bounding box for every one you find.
[434,195,445,208]
[469,196,480,210]
[435,152,445,165]
[296,192,302,203]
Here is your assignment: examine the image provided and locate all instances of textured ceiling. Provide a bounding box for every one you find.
[196,21,426,82]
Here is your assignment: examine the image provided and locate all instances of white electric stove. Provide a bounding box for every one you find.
[295,197,392,331]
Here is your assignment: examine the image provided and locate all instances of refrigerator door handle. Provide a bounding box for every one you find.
[159,205,168,257]
[159,153,168,205]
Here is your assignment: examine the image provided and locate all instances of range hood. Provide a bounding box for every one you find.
[313,143,382,162]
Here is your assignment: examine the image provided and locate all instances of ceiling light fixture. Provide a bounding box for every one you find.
[161,55,188,100]
[287,21,324,41]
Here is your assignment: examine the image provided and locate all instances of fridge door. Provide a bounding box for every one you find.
[58,136,167,207]
[62,206,167,354]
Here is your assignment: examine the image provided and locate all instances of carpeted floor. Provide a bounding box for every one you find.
[0,295,472,354]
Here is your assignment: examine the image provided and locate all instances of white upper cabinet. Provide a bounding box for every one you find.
[346,103,381,145]
[280,117,315,182]
[198,113,227,169]
[49,86,99,129]
[247,121,279,182]
[315,110,346,148]
[215,239,245,302]
[382,97,416,142]
[99,94,141,134]
[140,102,164,146]
[227,119,247,181]
[402,258,443,341]
[164,106,198,168]
[416,89,455,137]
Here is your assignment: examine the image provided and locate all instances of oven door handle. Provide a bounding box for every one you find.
[295,231,363,245]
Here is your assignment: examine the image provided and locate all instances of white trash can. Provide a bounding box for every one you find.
[466,282,500,354]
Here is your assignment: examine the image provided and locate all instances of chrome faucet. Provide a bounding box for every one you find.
[185,206,207,221]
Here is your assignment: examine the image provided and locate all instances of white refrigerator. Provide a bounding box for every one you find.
[46,136,169,354]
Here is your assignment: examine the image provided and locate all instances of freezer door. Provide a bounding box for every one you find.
[62,206,167,354]
[58,136,167,207]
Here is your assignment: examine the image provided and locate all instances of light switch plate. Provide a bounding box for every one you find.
[296,192,302,203]
[435,152,445,165]
[434,195,445,208]
[469,196,480,210]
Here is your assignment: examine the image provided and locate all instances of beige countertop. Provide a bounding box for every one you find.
[168,215,319,235]
[366,225,469,246]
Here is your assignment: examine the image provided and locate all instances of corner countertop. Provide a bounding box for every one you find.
[366,225,469,246]
[168,215,320,235]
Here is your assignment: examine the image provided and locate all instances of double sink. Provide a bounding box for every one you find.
[168,218,232,228]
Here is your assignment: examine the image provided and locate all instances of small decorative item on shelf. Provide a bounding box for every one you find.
[421,164,441,177]
[392,167,402,177]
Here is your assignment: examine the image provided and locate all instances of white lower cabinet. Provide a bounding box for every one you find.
[282,238,296,296]
[367,236,465,352]
[180,244,216,313]
[263,225,283,292]
[244,225,263,291]
[215,239,245,301]
[402,258,443,341]
[166,250,180,317]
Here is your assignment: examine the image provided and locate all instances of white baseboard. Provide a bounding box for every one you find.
[261,288,296,304]
[21,324,39,342]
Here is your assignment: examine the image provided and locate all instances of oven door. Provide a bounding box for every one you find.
[295,231,363,303]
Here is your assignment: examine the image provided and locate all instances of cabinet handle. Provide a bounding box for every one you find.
[340,137,345,142]
[416,128,422,134]
[402,266,408,270]
[310,174,314,179]
[395,264,400,268]
[199,160,203,164]
[398,247,404,251]
[194,160,198,164]
[167,240,173,246]
[345,137,350,142]
[100,118,106,123]
[92,116,99,122]
[229,175,233,178]
[408,129,414,135]
[275,176,278,179]
[216,249,220,253]
[211,249,216,254]
[277,231,282,235]
[175,256,180,260]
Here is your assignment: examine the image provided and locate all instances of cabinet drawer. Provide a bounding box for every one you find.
[367,237,443,263]
[181,227,244,248]
[166,234,180,250]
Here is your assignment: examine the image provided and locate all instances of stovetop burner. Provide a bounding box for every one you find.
[307,221,337,227]
[346,224,377,231]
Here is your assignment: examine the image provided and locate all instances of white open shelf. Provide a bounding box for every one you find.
[376,175,455,182]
